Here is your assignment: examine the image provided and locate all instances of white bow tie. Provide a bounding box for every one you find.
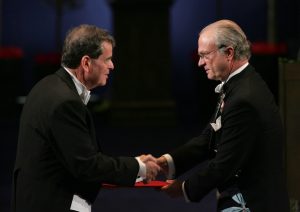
[215,82,225,93]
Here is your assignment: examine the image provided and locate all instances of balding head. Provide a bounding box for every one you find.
[199,19,251,60]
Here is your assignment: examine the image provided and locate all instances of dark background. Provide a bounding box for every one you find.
[1,0,299,211]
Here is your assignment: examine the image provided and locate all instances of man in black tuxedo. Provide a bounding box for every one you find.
[12,25,160,212]
[157,20,290,211]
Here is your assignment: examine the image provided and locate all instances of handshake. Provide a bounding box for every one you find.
[137,154,183,198]
[138,154,168,183]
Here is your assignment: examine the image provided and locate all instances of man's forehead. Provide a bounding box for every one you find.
[198,38,215,51]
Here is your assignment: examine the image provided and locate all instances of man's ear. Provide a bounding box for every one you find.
[225,46,234,60]
[81,55,91,72]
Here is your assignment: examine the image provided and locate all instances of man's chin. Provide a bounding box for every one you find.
[98,80,107,87]
[207,75,215,80]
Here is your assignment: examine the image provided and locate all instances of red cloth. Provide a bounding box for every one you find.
[102,180,169,189]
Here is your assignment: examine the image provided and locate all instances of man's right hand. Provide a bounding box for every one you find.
[157,155,169,177]
[138,154,160,183]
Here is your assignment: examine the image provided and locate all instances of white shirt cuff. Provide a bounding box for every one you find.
[135,157,146,179]
[182,181,191,203]
[162,154,176,179]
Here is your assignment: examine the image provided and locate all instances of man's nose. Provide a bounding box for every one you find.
[109,61,114,70]
[198,57,205,67]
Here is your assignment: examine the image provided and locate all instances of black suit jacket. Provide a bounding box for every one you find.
[12,68,139,212]
[170,65,289,211]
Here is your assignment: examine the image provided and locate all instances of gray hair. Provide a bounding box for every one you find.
[200,20,251,60]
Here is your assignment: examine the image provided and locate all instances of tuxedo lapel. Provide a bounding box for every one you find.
[212,89,225,122]
[209,88,225,156]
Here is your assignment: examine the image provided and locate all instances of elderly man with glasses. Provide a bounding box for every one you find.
[156,20,290,212]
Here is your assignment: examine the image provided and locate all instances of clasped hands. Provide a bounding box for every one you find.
[138,154,183,198]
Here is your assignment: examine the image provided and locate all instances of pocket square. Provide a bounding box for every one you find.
[210,116,222,131]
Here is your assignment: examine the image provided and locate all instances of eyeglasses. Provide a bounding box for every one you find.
[198,45,227,61]
[198,48,220,61]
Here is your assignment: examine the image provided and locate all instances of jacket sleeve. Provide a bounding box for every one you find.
[49,99,139,186]
[169,125,212,177]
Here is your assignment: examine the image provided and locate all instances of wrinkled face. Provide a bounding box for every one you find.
[87,41,114,88]
[197,32,229,81]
